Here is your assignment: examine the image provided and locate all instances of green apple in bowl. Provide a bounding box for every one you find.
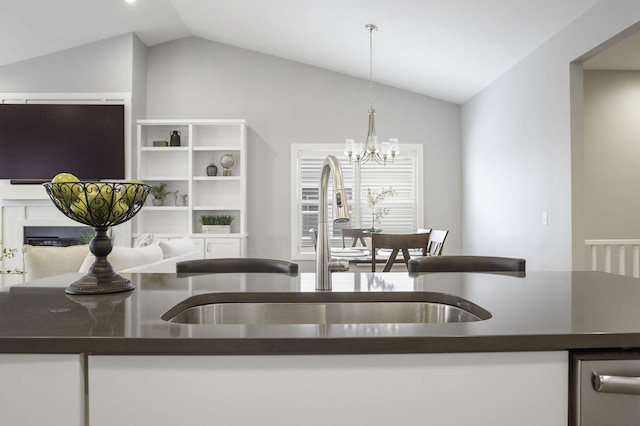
[50,172,81,206]
[70,183,112,222]
[120,179,146,208]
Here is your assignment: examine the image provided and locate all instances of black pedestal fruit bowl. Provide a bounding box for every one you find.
[43,181,150,295]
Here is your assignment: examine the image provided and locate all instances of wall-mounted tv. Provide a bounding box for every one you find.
[0,103,125,183]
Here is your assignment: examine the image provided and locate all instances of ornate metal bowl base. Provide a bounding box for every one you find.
[66,271,134,295]
[64,227,135,295]
[42,182,151,295]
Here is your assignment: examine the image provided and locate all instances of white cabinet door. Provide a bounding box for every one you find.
[204,237,240,258]
[189,236,205,256]
[0,354,83,426]
[89,352,567,426]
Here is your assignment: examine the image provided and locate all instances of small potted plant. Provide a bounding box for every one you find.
[150,183,169,206]
[200,214,234,234]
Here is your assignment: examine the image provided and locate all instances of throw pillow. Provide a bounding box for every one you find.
[158,238,197,259]
[23,244,91,281]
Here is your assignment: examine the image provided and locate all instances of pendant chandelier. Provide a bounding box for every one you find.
[344,24,399,165]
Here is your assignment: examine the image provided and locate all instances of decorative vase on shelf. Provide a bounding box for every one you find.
[170,130,181,146]
[43,181,150,295]
[171,190,180,206]
[220,153,235,176]
[206,161,218,176]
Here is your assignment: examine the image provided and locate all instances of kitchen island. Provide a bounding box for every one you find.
[2,270,639,425]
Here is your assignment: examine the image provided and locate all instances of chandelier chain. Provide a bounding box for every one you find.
[367,24,377,110]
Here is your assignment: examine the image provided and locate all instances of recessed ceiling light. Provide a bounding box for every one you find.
[125,0,136,3]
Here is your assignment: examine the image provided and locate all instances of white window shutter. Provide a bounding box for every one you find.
[292,144,422,258]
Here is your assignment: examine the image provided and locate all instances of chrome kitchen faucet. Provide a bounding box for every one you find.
[315,155,350,291]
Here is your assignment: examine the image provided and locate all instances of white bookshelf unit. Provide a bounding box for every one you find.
[134,119,248,257]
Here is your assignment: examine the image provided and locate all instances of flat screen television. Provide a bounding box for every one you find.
[0,103,125,183]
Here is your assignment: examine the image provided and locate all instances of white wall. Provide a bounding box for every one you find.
[0,34,135,93]
[144,37,461,264]
[461,0,640,271]
[130,34,148,179]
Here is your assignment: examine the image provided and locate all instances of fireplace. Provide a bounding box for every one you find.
[23,226,91,247]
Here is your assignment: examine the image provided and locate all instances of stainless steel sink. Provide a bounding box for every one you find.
[161,292,491,325]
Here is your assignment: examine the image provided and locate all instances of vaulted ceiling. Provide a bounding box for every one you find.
[1,0,601,104]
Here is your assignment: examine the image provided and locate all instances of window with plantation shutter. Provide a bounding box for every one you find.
[290,144,423,260]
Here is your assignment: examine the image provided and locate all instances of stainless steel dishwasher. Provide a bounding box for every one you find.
[571,351,640,425]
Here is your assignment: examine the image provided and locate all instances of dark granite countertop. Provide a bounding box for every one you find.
[2,270,640,355]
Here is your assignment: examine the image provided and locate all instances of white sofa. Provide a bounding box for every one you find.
[23,238,200,281]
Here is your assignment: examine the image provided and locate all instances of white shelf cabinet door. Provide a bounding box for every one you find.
[204,236,240,258]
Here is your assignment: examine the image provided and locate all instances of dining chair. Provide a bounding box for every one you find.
[341,228,369,248]
[176,258,299,275]
[408,255,526,277]
[426,229,449,256]
[371,232,431,272]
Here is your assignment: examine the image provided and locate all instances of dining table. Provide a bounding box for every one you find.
[331,247,427,268]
